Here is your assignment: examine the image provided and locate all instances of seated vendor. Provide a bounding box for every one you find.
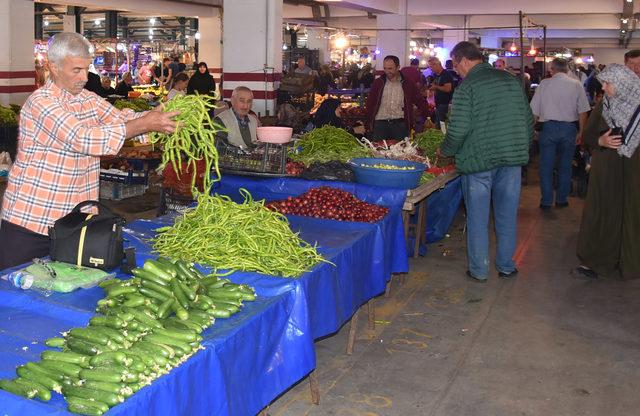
[215,86,258,149]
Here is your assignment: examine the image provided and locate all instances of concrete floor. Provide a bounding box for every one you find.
[266,177,640,416]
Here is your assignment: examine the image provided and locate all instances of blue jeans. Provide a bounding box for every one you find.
[538,121,577,206]
[462,166,521,279]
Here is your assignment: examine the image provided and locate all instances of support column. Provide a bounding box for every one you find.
[0,0,36,105]
[198,9,222,94]
[306,28,329,65]
[376,2,409,68]
[223,0,282,116]
[63,6,77,33]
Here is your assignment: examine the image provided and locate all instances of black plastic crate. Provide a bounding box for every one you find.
[99,169,149,185]
[216,140,291,175]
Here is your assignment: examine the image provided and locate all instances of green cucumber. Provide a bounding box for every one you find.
[133,267,171,284]
[67,396,109,415]
[210,308,232,318]
[69,328,111,346]
[79,368,123,383]
[106,285,138,298]
[208,290,244,300]
[39,360,83,378]
[144,334,191,354]
[90,351,128,366]
[45,337,66,348]
[98,279,119,289]
[130,345,168,366]
[154,327,198,342]
[23,362,65,381]
[170,279,190,309]
[141,279,174,298]
[157,298,175,319]
[16,366,61,391]
[167,317,202,332]
[123,307,162,329]
[89,326,127,345]
[135,341,172,358]
[41,350,90,367]
[175,260,199,281]
[123,350,155,367]
[63,385,123,406]
[178,281,196,301]
[170,299,189,320]
[14,377,51,401]
[123,294,147,308]
[89,315,126,329]
[138,286,170,302]
[143,260,175,281]
[82,380,123,395]
[0,379,37,399]
[66,337,103,356]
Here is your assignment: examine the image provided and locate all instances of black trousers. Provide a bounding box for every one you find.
[372,119,409,140]
[0,220,50,271]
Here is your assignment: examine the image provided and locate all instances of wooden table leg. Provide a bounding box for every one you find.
[346,308,360,355]
[413,200,427,258]
[309,370,320,405]
[402,210,411,251]
[367,299,375,330]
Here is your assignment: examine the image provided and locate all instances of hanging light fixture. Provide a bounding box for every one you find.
[509,38,518,52]
[528,38,537,56]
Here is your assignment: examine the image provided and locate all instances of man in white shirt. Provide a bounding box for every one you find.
[294,57,313,75]
[530,58,591,209]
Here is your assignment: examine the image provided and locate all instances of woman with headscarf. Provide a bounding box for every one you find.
[187,62,216,97]
[576,64,640,280]
[312,98,344,129]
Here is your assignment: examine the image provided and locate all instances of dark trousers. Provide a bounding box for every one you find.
[434,104,450,127]
[0,220,50,271]
[372,119,409,140]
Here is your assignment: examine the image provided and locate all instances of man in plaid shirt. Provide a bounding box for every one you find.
[0,33,178,269]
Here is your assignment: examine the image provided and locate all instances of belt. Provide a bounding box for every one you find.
[545,120,578,124]
[376,118,404,123]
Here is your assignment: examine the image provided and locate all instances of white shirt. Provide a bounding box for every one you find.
[530,73,591,122]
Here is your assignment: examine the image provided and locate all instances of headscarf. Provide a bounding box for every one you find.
[313,98,343,129]
[187,61,216,96]
[597,64,640,158]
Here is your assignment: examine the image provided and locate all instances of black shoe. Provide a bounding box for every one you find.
[539,204,551,211]
[466,270,487,283]
[498,268,519,279]
[574,266,598,279]
[555,202,569,208]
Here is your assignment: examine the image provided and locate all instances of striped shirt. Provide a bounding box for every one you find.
[2,80,144,235]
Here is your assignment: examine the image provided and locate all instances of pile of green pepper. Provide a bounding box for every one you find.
[112,99,151,112]
[0,257,256,415]
[0,104,18,127]
[413,129,445,164]
[150,93,224,193]
[153,189,329,278]
[290,125,372,166]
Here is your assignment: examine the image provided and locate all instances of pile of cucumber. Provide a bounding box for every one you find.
[0,257,256,415]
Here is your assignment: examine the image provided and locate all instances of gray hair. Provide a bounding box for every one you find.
[231,86,253,99]
[550,58,568,73]
[48,32,94,65]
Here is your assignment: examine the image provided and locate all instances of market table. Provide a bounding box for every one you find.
[402,171,462,257]
[0,180,408,415]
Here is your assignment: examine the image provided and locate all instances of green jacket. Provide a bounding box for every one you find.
[440,63,534,174]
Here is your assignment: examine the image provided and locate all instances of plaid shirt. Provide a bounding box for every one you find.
[2,80,144,235]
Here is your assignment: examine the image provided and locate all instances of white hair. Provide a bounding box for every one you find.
[231,86,253,99]
[48,32,94,65]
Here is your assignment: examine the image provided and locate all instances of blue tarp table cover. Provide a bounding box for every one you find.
[0,270,313,416]
[0,175,409,415]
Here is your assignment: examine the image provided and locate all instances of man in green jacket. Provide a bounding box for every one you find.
[439,41,534,282]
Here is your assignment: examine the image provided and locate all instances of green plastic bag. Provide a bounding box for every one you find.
[22,261,114,293]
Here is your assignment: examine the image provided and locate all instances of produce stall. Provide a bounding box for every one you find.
[0,179,408,415]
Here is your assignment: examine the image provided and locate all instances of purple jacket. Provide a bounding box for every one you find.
[365,73,428,131]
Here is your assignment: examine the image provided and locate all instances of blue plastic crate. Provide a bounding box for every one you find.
[99,169,149,185]
[349,158,426,189]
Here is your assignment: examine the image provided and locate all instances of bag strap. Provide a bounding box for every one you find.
[72,200,115,216]
[121,247,137,274]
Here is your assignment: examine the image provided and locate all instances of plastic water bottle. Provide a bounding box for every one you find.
[5,271,35,290]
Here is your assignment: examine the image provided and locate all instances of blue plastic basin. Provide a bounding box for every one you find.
[349,158,426,189]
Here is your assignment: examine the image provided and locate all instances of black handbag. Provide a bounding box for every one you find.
[48,200,134,271]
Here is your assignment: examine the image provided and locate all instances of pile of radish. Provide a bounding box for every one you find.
[266,186,389,223]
